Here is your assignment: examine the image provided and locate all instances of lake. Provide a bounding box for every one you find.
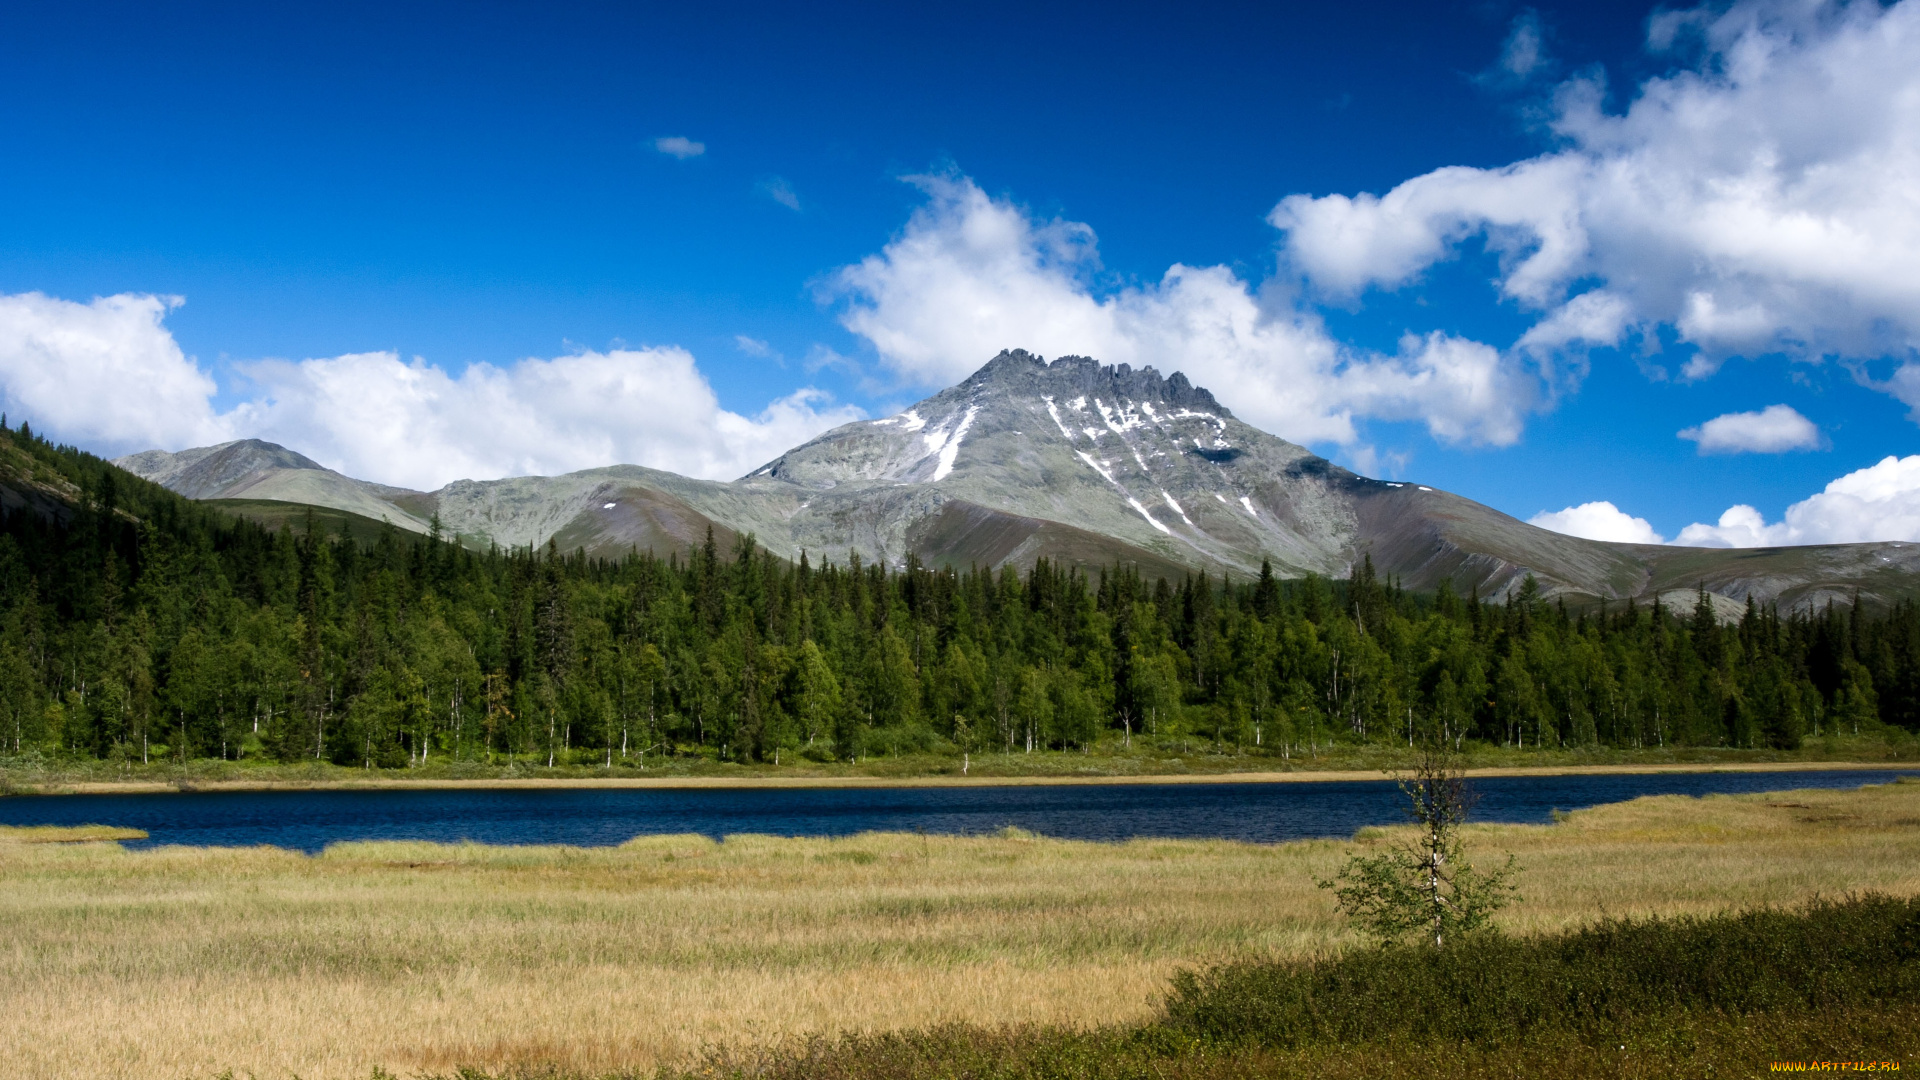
[1,768,1912,851]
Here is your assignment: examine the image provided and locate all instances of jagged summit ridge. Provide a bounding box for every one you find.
[957,349,1229,416]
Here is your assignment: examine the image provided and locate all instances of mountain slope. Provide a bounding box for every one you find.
[203,498,427,546]
[115,351,1920,609]
[115,439,435,533]
[731,351,1354,576]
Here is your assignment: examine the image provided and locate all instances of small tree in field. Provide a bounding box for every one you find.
[1319,743,1517,947]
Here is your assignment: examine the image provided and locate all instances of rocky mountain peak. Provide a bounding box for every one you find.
[114,439,329,499]
[719,348,1347,578]
[744,349,1247,493]
[961,349,1229,416]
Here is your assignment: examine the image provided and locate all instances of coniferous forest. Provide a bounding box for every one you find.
[0,421,1915,771]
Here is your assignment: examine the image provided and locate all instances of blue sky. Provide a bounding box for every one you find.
[2,0,1917,546]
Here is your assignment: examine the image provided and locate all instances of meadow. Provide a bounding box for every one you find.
[1,778,1917,1078]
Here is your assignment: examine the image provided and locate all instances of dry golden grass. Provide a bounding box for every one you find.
[0,823,147,843]
[1,780,1916,1080]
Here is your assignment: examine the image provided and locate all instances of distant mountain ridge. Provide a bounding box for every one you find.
[115,350,1920,611]
[115,438,436,531]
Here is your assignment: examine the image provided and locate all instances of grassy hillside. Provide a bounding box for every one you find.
[203,498,428,547]
[908,498,1193,580]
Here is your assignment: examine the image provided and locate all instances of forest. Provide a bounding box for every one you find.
[0,419,1912,770]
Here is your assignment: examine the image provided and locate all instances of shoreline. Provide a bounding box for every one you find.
[9,759,1915,796]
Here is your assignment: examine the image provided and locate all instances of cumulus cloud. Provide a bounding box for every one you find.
[0,290,861,489]
[1271,0,1920,384]
[827,173,1540,448]
[653,136,705,159]
[1529,501,1665,544]
[230,349,861,490]
[1675,455,1920,546]
[1674,504,1781,546]
[0,291,227,454]
[1678,403,1821,453]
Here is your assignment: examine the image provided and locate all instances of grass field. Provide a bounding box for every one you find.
[1,779,1916,1079]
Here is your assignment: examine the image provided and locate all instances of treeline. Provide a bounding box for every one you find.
[0,420,1914,769]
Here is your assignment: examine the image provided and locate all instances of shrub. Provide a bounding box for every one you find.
[1318,745,1517,946]
[1163,894,1920,1048]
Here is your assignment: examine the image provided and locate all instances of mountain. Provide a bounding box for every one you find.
[115,350,1920,610]
[114,439,436,532]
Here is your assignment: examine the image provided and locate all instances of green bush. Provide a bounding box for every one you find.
[1163,894,1920,1048]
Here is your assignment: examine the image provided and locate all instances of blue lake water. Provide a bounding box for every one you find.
[1,768,1913,852]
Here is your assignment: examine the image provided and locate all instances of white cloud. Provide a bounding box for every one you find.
[0,290,861,489]
[1514,289,1633,354]
[1673,504,1780,546]
[1498,12,1547,79]
[653,136,705,159]
[231,349,861,489]
[1340,443,1409,480]
[1678,403,1821,453]
[828,173,1540,448]
[734,335,777,358]
[0,291,227,454]
[1271,155,1591,308]
[1675,455,1920,546]
[1529,501,1665,544]
[760,177,801,211]
[1863,358,1920,418]
[1478,10,1556,90]
[1271,0,1920,383]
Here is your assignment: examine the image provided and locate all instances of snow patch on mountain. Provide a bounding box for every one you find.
[1076,450,1116,485]
[1043,396,1075,440]
[1127,496,1171,534]
[1163,491,1193,527]
[929,405,979,481]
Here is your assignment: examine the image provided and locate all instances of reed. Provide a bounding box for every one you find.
[1,779,1915,1079]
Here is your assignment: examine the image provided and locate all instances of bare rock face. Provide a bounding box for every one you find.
[114,351,1920,610]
